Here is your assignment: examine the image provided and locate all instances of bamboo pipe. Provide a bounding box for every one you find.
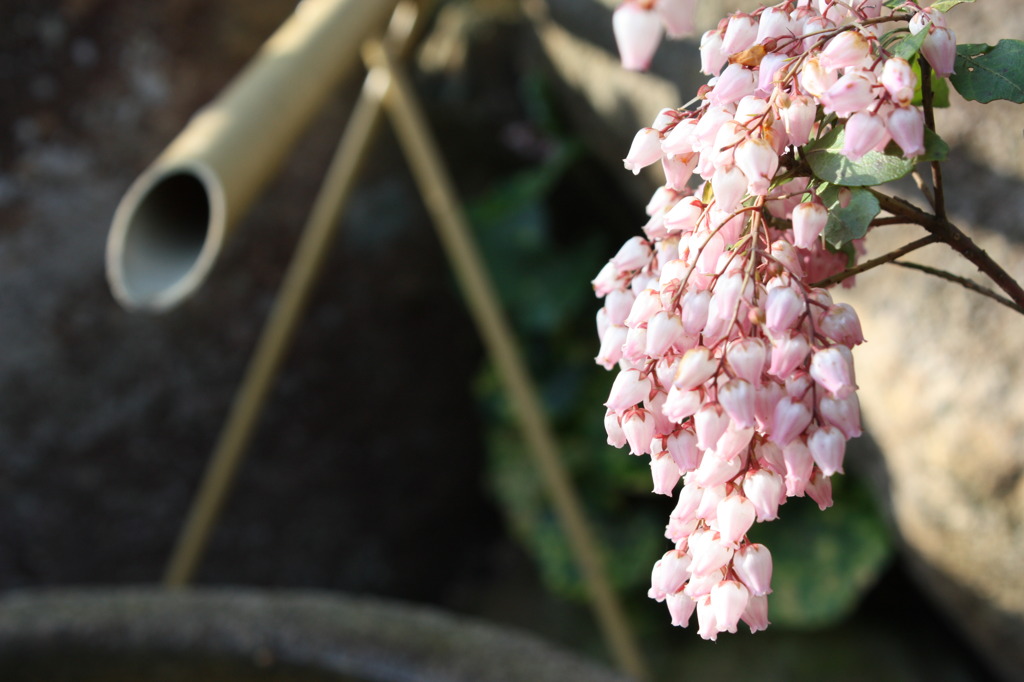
[106,0,400,311]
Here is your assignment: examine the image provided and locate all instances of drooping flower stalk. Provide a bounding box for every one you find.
[592,0,965,639]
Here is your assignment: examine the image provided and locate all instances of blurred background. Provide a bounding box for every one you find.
[0,0,1019,679]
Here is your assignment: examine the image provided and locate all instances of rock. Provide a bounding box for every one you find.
[529,1,1024,678]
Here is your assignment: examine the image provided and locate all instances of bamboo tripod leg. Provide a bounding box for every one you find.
[363,42,649,682]
[161,45,411,588]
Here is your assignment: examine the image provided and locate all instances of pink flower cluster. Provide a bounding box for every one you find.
[591,0,954,638]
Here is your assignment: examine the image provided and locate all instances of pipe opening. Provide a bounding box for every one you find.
[116,172,212,308]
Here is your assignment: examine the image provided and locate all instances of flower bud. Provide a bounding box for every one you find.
[613,3,664,71]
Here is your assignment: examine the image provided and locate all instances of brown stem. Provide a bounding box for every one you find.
[814,235,939,287]
[892,261,1024,315]
[920,60,946,220]
[871,190,1024,310]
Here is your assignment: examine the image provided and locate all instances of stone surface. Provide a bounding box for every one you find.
[0,587,631,682]
[531,1,1024,679]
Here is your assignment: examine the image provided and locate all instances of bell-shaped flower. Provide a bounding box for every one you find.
[757,53,789,94]
[922,26,957,77]
[757,7,792,45]
[842,111,889,162]
[651,450,682,495]
[692,448,745,488]
[667,428,701,472]
[742,593,770,633]
[819,391,863,438]
[605,368,652,412]
[674,346,718,390]
[650,549,692,602]
[646,311,684,358]
[613,2,664,71]
[667,592,697,627]
[742,468,785,521]
[595,324,627,369]
[708,63,757,107]
[782,95,818,147]
[681,289,711,334]
[754,379,785,429]
[670,481,704,526]
[624,287,661,327]
[716,494,756,547]
[765,285,804,333]
[710,165,748,212]
[655,0,699,38]
[715,424,754,462]
[726,337,767,384]
[768,330,811,378]
[887,105,925,158]
[808,424,846,476]
[822,72,877,118]
[696,483,727,522]
[662,119,698,155]
[810,346,856,397]
[694,402,730,450]
[791,201,827,249]
[719,378,757,429]
[699,28,728,76]
[820,302,865,346]
[663,152,697,190]
[881,57,916,107]
[732,543,773,596]
[689,531,735,577]
[806,470,834,510]
[735,138,779,196]
[622,407,657,455]
[799,56,838,99]
[696,594,719,640]
[771,396,813,447]
[611,236,653,272]
[820,30,871,72]
[664,385,703,422]
[604,410,627,448]
[721,14,758,55]
[664,195,704,233]
[623,127,664,174]
[711,579,749,634]
[782,437,815,496]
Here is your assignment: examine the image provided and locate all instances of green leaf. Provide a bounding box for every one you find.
[818,185,881,247]
[930,0,976,11]
[911,58,950,107]
[805,126,914,187]
[748,477,893,628]
[893,28,928,61]
[919,127,949,162]
[950,40,1024,103]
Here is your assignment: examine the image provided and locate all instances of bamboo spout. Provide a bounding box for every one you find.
[106,0,400,311]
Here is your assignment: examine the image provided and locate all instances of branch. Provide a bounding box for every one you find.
[892,261,1024,315]
[814,235,939,287]
[870,190,1024,310]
